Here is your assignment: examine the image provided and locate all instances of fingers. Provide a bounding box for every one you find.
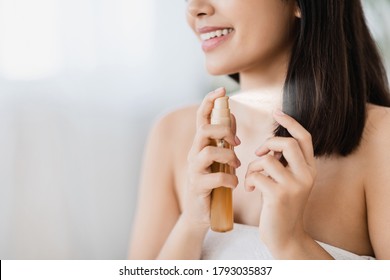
[255,136,308,175]
[185,88,239,227]
[244,171,277,193]
[190,172,239,193]
[191,123,239,154]
[249,111,316,190]
[191,146,241,173]
[255,110,315,170]
[191,87,239,154]
[271,110,315,167]
[196,87,226,129]
[246,154,290,184]
[188,87,241,199]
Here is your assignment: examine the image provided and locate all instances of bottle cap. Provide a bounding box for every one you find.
[211,96,231,125]
[214,96,229,109]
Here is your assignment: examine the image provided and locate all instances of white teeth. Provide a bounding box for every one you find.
[200,28,233,41]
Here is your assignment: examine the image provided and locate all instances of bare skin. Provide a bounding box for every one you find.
[129,0,390,259]
[129,92,390,259]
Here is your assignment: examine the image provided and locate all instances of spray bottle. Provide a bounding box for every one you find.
[210,96,234,232]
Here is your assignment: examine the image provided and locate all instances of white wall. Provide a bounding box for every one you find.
[0,0,216,260]
[0,0,388,259]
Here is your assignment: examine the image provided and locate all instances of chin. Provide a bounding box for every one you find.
[205,62,236,77]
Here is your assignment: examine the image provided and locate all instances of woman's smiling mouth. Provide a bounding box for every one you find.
[200,28,234,41]
[198,27,234,52]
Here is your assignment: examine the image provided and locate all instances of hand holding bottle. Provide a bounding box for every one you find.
[183,88,241,231]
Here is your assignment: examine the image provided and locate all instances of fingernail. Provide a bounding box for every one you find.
[235,135,241,145]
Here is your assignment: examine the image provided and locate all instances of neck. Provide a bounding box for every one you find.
[238,53,289,93]
[229,53,291,126]
[239,74,284,94]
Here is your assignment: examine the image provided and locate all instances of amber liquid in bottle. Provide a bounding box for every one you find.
[210,96,234,232]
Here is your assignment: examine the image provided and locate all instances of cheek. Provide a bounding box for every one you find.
[244,24,291,58]
[247,12,294,46]
[239,2,297,53]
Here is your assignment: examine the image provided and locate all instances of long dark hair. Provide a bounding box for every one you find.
[232,0,390,156]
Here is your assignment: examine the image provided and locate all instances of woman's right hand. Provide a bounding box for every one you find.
[183,87,241,230]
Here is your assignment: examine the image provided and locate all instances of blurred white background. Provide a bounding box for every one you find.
[0,0,388,259]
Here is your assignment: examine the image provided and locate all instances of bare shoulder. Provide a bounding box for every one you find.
[149,104,199,160]
[365,104,390,140]
[152,104,198,141]
[159,104,198,128]
[363,104,390,259]
[141,103,199,174]
[363,103,390,174]
[129,104,199,259]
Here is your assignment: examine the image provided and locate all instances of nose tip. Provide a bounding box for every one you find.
[187,1,214,18]
[188,8,207,18]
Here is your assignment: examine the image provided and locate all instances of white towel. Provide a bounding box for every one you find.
[201,223,375,260]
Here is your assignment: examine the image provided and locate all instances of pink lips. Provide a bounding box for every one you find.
[198,26,234,52]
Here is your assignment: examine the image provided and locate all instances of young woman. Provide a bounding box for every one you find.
[129,0,390,259]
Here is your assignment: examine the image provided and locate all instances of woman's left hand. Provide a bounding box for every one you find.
[244,110,317,257]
